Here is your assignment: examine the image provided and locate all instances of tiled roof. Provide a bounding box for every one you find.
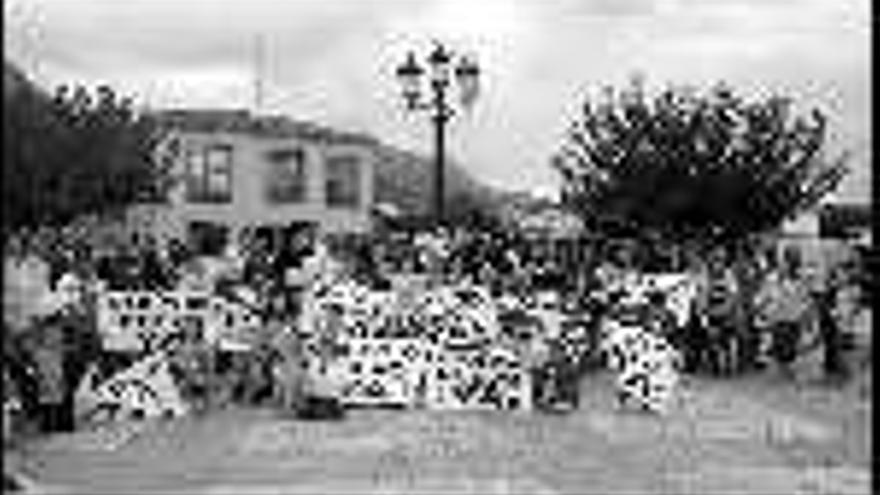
[146,108,378,146]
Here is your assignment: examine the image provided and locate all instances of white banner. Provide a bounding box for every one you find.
[97,290,262,352]
[75,352,188,424]
[607,273,699,329]
[312,281,532,411]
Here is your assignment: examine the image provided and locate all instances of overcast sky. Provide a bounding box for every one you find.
[5,0,871,203]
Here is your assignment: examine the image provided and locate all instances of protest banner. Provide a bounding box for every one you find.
[75,352,188,424]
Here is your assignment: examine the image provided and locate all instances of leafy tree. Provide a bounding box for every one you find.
[553,76,850,247]
[3,69,168,235]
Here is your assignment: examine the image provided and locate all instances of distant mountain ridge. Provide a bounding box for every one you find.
[373,143,502,218]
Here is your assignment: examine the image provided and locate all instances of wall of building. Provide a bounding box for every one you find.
[164,130,375,240]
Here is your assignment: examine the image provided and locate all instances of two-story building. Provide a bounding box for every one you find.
[144,109,376,254]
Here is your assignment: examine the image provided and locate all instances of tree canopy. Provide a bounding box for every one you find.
[553,76,849,246]
[3,69,167,235]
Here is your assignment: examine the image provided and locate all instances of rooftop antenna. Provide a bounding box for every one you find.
[253,33,266,114]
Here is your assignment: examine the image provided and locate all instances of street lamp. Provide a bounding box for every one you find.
[394,42,480,225]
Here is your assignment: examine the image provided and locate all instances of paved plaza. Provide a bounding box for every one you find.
[6,369,871,495]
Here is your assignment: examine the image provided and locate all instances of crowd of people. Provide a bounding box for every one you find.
[3,218,869,440]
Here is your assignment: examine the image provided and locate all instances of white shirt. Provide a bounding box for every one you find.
[302,244,341,289]
[55,272,83,309]
[4,255,53,331]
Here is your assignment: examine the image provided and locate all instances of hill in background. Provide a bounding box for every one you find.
[373,143,504,220]
[4,60,34,98]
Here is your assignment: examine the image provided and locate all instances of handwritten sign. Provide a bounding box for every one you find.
[312,281,532,410]
[97,290,262,352]
[600,319,680,413]
[75,352,188,424]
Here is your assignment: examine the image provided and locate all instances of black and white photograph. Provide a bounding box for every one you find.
[3,0,872,493]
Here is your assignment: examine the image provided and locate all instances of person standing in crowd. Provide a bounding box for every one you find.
[547,307,586,412]
[53,268,101,431]
[278,231,306,321]
[447,230,468,282]
[417,228,445,285]
[750,248,777,370]
[4,243,52,334]
[542,334,578,412]
[28,312,68,432]
[644,290,678,344]
[595,246,627,299]
[504,243,526,294]
[267,294,306,415]
[695,248,740,375]
[55,269,83,311]
[243,235,268,287]
[3,320,35,422]
[171,318,216,414]
[241,333,273,406]
[167,237,190,273]
[523,316,553,411]
[4,365,23,445]
[118,243,143,290]
[754,247,812,380]
[413,231,430,276]
[302,237,344,294]
[814,256,855,382]
[478,261,498,295]
[731,244,764,373]
[140,237,168,290]
[353,238,381,288]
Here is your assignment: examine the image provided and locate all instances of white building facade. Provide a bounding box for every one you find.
[142,110,376,252]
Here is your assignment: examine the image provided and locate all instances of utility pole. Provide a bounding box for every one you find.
[253,33,266,113]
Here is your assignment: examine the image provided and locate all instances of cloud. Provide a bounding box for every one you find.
[9,0,422,76]
[487,0,871,196]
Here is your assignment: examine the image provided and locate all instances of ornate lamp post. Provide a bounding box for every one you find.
[395,43,480,225]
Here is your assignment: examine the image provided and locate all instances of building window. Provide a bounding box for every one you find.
[325,155,361,208]
[186,144,233,203]
[266,148,308,203]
